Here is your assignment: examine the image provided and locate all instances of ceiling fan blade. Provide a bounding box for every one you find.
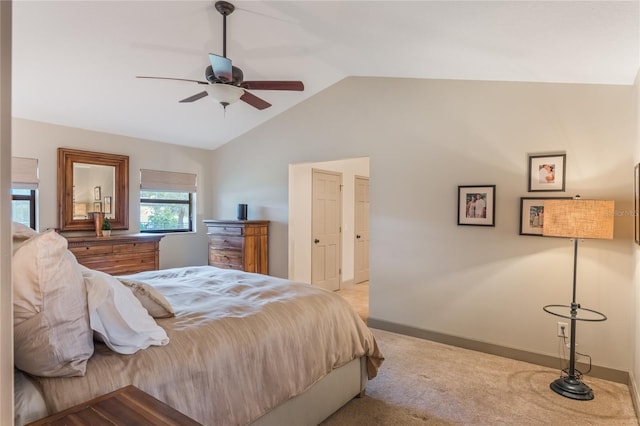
[136,76,208,85]
[179,91,209,103]
[208,53,233,82]
[240,90,271,110]
[240,81,304,91]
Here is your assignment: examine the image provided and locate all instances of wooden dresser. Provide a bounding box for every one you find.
[204,220,269,274]
[27,385,201,425]
[65,234,164,275]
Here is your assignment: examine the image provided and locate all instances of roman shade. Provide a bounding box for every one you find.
[140,169,197,193]
[12,157,39,190]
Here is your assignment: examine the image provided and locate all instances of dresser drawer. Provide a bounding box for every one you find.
[79,252,158,275]
[68,244,113,257]
[209,262,244,271]
[207,226,244,236]
[209,248,243,266]
[113,242,157,253]
[208,236,243,250]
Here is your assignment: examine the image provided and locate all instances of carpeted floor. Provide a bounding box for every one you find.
[321,329,638,425]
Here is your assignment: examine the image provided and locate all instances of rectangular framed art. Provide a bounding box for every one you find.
[93,202,102,213]
[528,154,566,192]
[104,196,112,214]
[519,197,571,236]
[458,185,496,226]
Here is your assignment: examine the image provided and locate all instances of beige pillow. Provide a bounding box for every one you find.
[117,278,175,318]
[13,230,94,377]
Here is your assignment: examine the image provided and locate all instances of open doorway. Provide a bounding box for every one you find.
[288,157,370,319]
[288,157,369,285]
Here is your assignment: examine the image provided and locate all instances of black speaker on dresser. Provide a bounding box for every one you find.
[237,204,248,221]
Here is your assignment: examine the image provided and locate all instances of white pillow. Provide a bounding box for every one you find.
[117,278,175,318]
[12,230,94,377]
[81,266,169,354]
[12,222,38,253]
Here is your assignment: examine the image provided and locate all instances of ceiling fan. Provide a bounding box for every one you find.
[137,1,304,110]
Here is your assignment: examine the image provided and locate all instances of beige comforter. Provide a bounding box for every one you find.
[34,266,383,425]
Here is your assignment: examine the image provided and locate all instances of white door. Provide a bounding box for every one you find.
[354,176,369,284]
[311,169,341,291]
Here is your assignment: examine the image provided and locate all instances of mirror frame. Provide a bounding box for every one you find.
[58,148,129,232]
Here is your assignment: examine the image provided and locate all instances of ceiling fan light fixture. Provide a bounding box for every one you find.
[206,84,243,108]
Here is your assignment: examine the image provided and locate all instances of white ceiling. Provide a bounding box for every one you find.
[12,1,640,150]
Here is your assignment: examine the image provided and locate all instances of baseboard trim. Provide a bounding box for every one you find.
[367,318,629,385]
[630,371,640,421]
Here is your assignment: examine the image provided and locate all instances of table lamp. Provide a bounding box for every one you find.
[542,196,614,400]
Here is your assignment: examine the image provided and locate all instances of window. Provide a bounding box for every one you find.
[140,191,193,232]
[139,169,197,233]
[11,189,36,229]
[12,157,39,229]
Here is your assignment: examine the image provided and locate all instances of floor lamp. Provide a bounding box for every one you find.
[542,197,614,401]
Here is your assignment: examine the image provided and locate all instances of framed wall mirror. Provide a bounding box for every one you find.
[58,148,129,231]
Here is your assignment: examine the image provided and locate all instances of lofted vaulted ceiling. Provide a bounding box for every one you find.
[12,1,640,150]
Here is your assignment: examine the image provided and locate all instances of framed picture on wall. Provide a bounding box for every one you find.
[528,154,566,192]
[94,186,101,200]
[93,202,102,213]
[458,185,496,226]
[635,164,639,245]
[104,196,112,214]
[519,197,571,236]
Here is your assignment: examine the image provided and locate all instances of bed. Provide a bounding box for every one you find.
[12,226,384,425]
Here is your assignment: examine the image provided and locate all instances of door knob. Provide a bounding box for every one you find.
[314,239,320,244]
[356,234,361,239]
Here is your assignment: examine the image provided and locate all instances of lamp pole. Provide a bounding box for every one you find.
[549,238,593,400]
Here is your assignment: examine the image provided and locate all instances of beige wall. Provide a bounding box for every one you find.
[11,118,213,269]
[211,76,636,372]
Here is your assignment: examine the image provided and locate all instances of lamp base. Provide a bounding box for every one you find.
[550,376,594,400]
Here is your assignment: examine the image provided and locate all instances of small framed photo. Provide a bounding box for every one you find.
[635,164,639,244]
[519,197,571,236]
[104,196,112,214]
[93,202,102,213]
[94,186,101,200]
[528,154,566,192]
[458,185,496,226]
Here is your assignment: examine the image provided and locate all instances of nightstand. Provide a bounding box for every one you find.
[26,385,202,425]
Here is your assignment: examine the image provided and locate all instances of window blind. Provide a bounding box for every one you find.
[12,157,39,189]
[140,169,197,192]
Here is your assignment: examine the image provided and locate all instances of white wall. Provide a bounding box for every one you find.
[211,76,635,373]
[288,157,369,285]
[11,118,212,269]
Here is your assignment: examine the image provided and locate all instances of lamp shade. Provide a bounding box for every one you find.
[206,84,244,106]
[542,199,614,239]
